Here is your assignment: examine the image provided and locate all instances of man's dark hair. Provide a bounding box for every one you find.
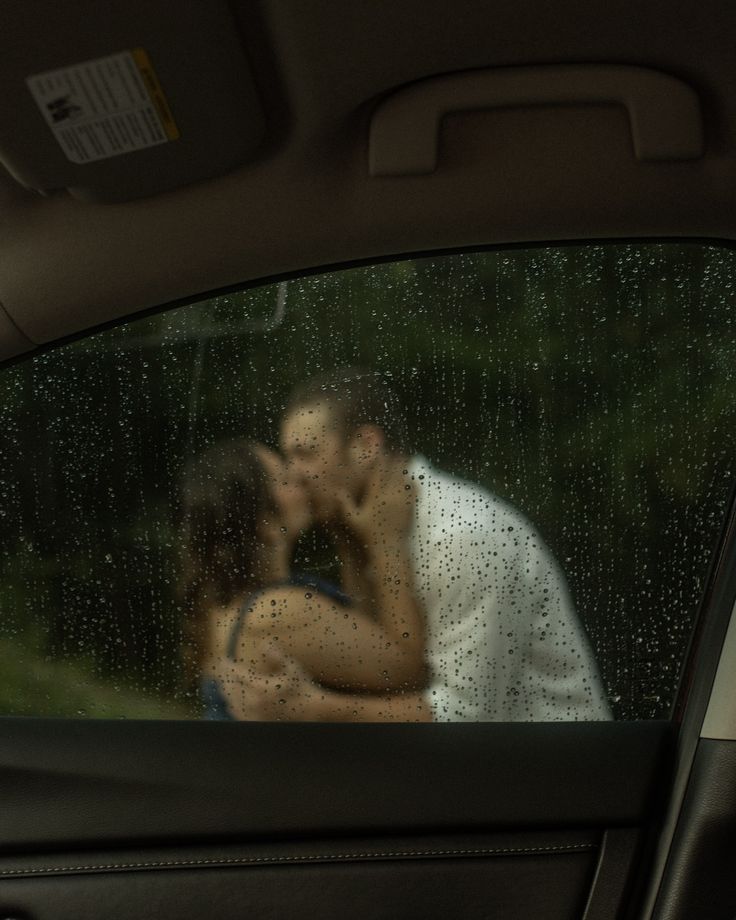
[286,367,409,453]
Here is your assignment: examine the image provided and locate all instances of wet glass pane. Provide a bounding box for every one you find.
[0,243,733,720]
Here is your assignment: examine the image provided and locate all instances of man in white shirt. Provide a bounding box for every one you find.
[408,454,609,720]
[229,369,610,722]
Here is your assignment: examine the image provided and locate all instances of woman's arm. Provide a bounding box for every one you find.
[240,571,422,693]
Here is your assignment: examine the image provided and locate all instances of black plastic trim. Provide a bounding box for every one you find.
[653,738,736,920]
[0,720,673,852]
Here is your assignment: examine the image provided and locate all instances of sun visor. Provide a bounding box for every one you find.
[0,0,265,202]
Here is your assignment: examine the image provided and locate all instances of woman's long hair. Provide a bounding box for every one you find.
[179,438,276,682]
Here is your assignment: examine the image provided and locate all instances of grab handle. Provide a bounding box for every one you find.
[369,65,703,175]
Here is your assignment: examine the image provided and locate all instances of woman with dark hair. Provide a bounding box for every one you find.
[180,438,426,719]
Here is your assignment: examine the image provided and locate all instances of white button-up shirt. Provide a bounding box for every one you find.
[409,456,611,721]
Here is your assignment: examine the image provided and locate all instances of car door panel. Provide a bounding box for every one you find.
[0,721,671,919]
[652,738,736,920]
[0,721,672,845]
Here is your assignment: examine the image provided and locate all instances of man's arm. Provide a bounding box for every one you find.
[306,685,431,722]
[221,647,432,722]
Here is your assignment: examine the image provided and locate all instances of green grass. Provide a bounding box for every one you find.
[0,637,197,719]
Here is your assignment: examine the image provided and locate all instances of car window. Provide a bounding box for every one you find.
[0,242,733,720]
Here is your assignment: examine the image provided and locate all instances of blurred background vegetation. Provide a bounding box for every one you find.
[0,242,733,719]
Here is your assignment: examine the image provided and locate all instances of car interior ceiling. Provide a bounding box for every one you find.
[2,3,736,920]
[0,0,735,354]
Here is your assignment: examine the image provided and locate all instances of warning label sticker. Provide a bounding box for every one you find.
[26,49,180,165]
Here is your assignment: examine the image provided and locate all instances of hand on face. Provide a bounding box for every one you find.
[254,444,312,540]
[337,458,416,551]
